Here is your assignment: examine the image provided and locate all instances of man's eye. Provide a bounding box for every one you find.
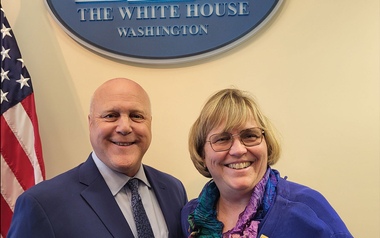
[131,114,144,121]
[103,114,118,121]
[104,114,117,119]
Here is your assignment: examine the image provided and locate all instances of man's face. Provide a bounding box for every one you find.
[89,79,152,177]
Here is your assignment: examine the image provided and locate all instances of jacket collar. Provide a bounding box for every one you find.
[79,154,133,237]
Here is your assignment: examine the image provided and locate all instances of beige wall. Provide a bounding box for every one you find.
[3,0,379,237]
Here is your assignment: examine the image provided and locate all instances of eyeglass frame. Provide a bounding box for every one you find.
[205,127,265,152]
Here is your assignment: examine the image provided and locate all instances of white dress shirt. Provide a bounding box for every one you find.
[92,152,168,238]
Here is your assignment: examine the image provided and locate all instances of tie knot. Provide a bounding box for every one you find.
[127,178,139,192]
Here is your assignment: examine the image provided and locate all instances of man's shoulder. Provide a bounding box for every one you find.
[143,164,182,183]
[22,163,83,197]
[143,164,187,200]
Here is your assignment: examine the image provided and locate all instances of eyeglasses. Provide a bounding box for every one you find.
[206,127,265,152]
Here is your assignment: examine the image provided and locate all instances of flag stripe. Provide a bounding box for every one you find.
[1,115,36,190]
[21,94,45,180]
[2,101,44,184]
[0,195,13,237]
[1,6,45,237]
[0,154,24,211]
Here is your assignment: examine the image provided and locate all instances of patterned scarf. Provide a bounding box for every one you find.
[188,168,279,238]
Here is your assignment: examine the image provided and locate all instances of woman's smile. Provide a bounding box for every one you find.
[225,161,252,170]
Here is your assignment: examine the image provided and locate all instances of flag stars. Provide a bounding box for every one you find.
[16,74,30,89]
[1,24,12,39]
[1,90,9,104]
[1,46,11,61]
[18,58,25,68]
[1,68,10,82]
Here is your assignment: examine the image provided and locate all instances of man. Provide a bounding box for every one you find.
[7,78,188,238]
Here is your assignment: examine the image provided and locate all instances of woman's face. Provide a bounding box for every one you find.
[203,121,268,196]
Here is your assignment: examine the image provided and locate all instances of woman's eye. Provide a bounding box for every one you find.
[245,134,258,139]
[213,135,230,144]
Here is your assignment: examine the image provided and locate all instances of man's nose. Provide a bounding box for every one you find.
[116,116,132,135]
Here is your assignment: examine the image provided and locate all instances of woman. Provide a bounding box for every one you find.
[181,89,352,238]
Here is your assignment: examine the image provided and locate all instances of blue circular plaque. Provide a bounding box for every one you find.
[44,0,283,64]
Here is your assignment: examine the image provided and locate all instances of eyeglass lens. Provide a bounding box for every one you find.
[210,128,263,151]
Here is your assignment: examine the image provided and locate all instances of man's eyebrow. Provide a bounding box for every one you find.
[129,109,149,114]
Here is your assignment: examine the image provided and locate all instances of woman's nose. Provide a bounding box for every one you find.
[228,137,247,156]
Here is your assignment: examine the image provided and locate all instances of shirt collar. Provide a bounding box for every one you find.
[91,151,151,196]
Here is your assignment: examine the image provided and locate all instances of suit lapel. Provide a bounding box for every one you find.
[79,155,133,238]
[144,165,177,238]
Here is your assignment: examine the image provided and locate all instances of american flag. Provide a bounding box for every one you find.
[1,5,45,237]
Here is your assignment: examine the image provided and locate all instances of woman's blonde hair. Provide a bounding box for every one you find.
[189,88,281,178]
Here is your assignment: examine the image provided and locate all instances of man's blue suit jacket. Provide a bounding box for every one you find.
[7,154,188,238]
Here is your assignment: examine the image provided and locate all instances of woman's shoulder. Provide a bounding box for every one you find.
[181,199,198,238]
[277,176,330,206]
[269,176,352,237]
[181,198,198,218]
